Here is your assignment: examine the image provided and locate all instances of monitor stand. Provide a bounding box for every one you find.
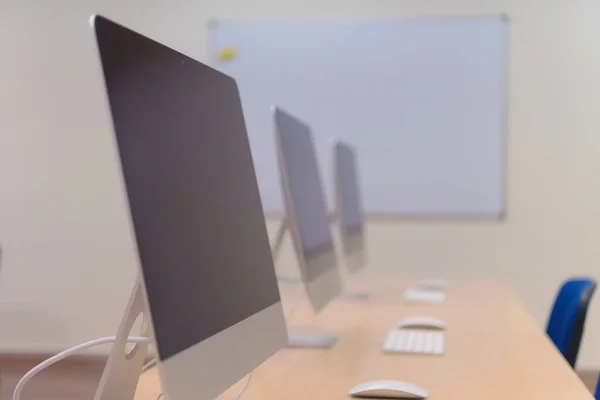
[270,219,303,285]
[270,218,288,262]
[287,333,338,348]
[94,279,151,400]
[272,219,338,348]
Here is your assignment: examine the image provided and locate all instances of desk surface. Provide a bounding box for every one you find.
[133,280,592,400]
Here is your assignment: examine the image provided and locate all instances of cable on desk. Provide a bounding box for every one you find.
[233,373,252,400]
[143,357,157,372]
[12,336,152,400]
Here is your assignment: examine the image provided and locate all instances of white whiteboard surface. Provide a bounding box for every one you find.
[209,16,507,217]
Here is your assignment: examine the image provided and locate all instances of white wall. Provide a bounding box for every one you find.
[2,0,600,369]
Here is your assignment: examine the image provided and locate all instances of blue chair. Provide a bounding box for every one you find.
[546,277,596,368]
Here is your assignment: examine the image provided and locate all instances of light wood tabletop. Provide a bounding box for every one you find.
[133,280,593,400]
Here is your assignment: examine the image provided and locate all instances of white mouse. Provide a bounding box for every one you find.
[403,288,447,304]
[349,380,428,399]
[398,316,446,331]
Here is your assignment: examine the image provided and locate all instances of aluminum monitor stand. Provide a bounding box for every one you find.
[94,279,151,400]
[270,218,288,265]
[337,256,371,301]
[328,213,370,302]
[271,219,338,349]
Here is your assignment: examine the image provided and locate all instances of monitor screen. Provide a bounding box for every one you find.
[93,16,286,399]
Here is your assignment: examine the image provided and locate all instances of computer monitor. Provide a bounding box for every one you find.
[333,140,367,273]
[272,108,341,348]
[273,107,342,315]
[91,16,287,400]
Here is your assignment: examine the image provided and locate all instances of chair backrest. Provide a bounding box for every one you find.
[546,277,596,367]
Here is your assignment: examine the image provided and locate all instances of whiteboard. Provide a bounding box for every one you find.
[209,16,508,217]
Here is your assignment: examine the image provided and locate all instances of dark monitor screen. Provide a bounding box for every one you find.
[94,16,281,362]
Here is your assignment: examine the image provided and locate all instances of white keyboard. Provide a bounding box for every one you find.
[383,329,445,355]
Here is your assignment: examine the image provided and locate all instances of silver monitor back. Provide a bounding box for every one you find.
[273,107,341,313]
[334,141,367,273]
[92,16,287,400]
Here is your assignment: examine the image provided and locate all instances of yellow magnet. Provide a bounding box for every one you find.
[218,47,237,61]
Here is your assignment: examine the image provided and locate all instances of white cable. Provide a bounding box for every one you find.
[233,373,252,400]
[12,335,151,400]
[32,340,253,400]
[142,357,157,372]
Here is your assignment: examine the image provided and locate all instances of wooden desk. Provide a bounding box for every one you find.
[134,281,593,400]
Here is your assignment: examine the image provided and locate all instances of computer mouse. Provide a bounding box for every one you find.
[403,288,447,304]
[349,380,428,399]
[398,316,446,331]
